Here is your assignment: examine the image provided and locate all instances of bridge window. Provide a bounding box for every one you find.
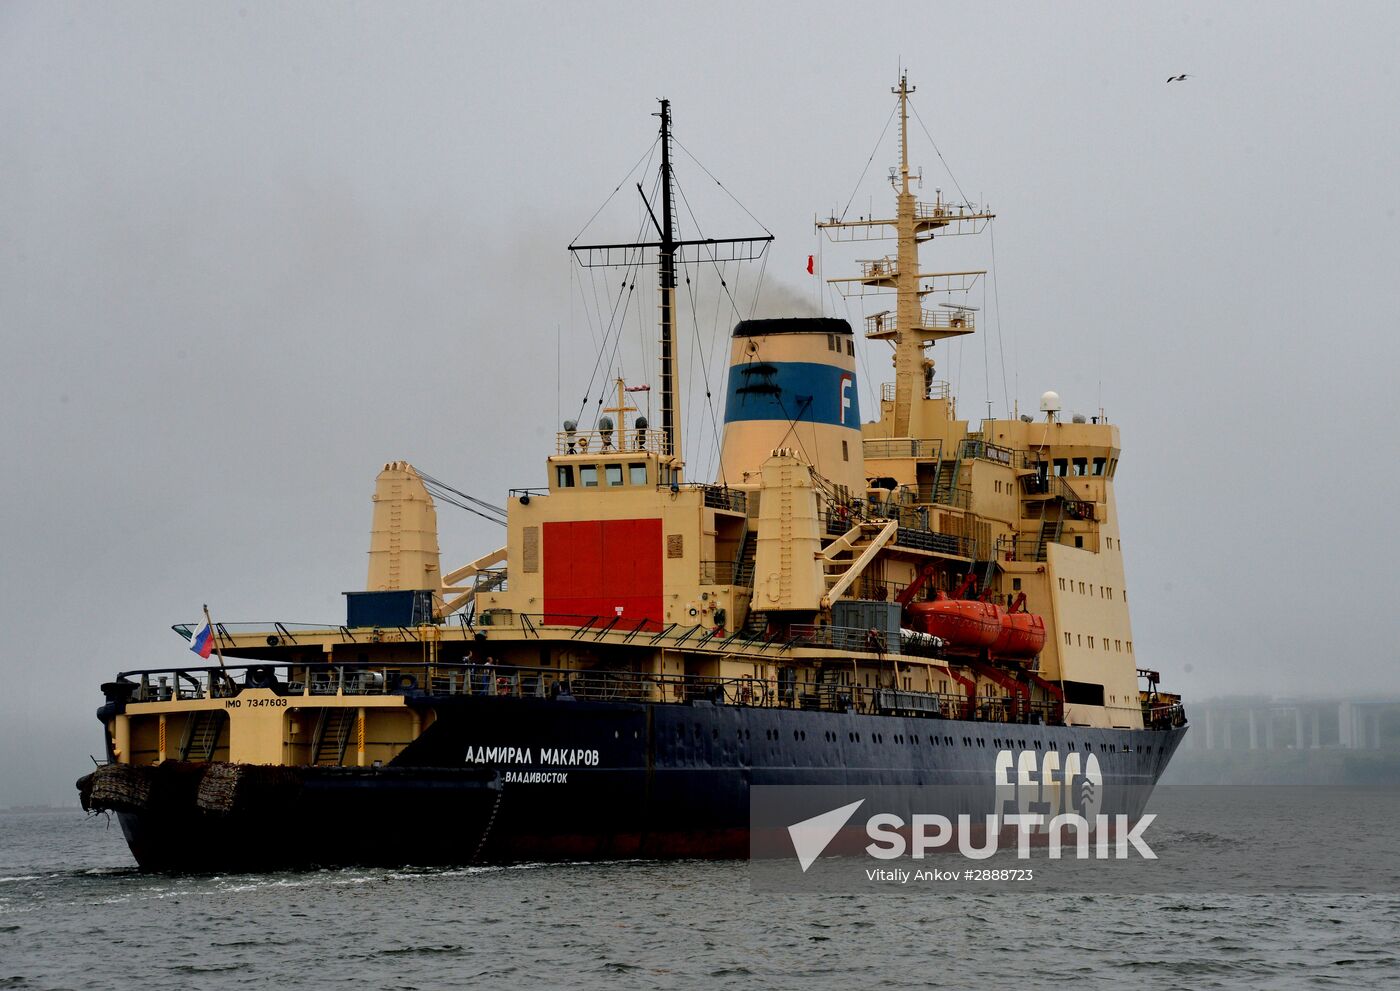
[556,465,575,488]
[580,465,599,487]
[605,464,624,486]
[1053,459,1068,477]
[842,440,849,462]
[629,463,648,485]
[846,339,854,355]
[1093,457,1107,476]
[1072,458,1088,476]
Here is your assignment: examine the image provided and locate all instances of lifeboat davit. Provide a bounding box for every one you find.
[905,594,1002,649]
[991,611,1046,660]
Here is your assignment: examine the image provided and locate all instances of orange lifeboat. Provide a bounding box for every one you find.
[905,593,1002,650]
[992,611,1046,659]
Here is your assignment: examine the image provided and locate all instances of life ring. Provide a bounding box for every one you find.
[246,666,277,689]
[496,676,512,697]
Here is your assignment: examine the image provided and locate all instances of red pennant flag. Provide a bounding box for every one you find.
[806,255,814,275]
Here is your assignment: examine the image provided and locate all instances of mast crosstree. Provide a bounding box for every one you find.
[570,100,772,462]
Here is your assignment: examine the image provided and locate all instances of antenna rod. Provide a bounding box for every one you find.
[658,99,680,460]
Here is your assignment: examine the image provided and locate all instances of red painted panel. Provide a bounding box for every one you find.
[543,518,663,629]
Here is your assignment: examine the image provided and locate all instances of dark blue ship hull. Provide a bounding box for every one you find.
[104,696,1186,871]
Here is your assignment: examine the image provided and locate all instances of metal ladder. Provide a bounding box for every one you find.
[180,710,225,761]
[312,709,355,765]
[1035,515,1064,562]
[733,528,757,587]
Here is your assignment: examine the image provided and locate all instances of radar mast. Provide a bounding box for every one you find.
[819,73,995,436]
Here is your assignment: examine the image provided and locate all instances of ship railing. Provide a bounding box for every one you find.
[172,621,346,647]
[913,199,985,221]
[821,508,973,556]
[102,660,1074,727]
[864,309,974,338]
[788,623,895,654]
[857,257,897,279]
[958,438,1013,466]
[1144,702,1188,730]
[698,560,738,585]
[1018,472,1097,519]
[863,438,926,459]
[877,380,953,404]
[679,484,747,514]
[555,428,669,456]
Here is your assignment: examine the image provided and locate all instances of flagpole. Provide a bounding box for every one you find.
[203,603,226,669]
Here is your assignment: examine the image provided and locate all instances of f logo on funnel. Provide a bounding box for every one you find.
[787,799,864,871]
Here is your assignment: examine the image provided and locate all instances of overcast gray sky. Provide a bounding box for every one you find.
[4,2,1398,805]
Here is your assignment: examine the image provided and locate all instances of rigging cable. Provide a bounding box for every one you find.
[417,470,508,527]
[836,104,899,223]
[671,172,745,322]
[907,99,973,208]
[681,257,728,484]
[568,136,661,245]
[989,221,1011,418]
[572,191,656,426]
[672,137,774,238]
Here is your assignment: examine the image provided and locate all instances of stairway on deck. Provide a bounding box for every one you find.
[312,709,355,766]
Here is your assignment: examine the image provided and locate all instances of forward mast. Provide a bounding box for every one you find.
[569,100,773,464]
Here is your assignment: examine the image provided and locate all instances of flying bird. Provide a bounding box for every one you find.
[1167,74,1192,82]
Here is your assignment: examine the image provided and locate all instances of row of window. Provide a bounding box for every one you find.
[669,723,1158,756]
[1058,577,1126,602]
[1062,631,1133,654]
[826,334,855,356]
[556,462,658,489]
[1044,457,1117,478]
[992,737,1155,755]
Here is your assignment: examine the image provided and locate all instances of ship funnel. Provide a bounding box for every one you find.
[718,318,865,494]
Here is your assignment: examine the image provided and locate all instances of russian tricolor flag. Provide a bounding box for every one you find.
[190,620,214,659]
